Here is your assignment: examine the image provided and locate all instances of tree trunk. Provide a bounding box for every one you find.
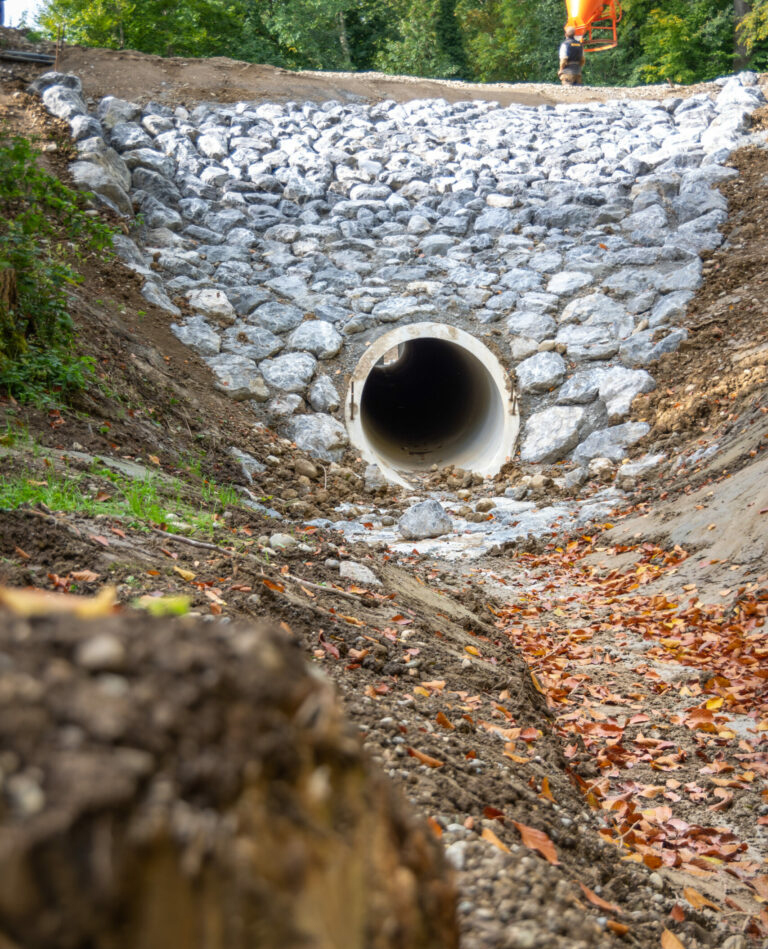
[734,0,751,70]
[338,10,352,66]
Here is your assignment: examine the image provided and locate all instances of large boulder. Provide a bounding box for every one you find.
[69,161,133,217]
[0,611,458,949]
[398,500,453,541]
[260,353,317,394]
[515,351,566,394]
[171,316,221,356]
[572,421,650,465]
[521,406,585,464]
[287,321,343,359]
[205,354,269,401]
[286,413,349,461]
[97,95,142,129]
[41,84,87,121]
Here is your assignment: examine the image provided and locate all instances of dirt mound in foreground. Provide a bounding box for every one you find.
[0,610,457,949]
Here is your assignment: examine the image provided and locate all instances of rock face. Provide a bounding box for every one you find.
[399,500,454,540]
[286,413,349,461]
[31,73,763,467]
[0,612,458,949]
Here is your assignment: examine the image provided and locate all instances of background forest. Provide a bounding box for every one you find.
[31,0,768,87]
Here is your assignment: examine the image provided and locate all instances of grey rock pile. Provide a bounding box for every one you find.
[31,71,764,467]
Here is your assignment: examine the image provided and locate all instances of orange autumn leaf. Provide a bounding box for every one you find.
[607,921,630,936]
[427,817,443,839]
[512,821,559,865]
[407,747,444,769]
[669,905,685,923]
[578,882,622,915]
[481,826,510,853]
[683,888,720,912]
[421,680,446,692]
[262,578,285,593]
[465,645,481,657]
[539,776,556,803]
[661,929,685,949]
[752,876,768,900]
[436,711,455,730]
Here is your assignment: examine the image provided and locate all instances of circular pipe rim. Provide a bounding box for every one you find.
[345,322,520,487]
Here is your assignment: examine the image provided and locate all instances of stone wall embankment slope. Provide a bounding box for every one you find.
[29,68,766,478]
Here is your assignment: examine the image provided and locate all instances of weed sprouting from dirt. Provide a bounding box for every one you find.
[0,135,114,404]
[0,462,240,537]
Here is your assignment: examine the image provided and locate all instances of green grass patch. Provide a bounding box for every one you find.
[0,135,114,405]
[0,463,241,538]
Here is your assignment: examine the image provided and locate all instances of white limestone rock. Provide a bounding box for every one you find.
[521,406,585,464]
[206,354,269,401]
[398,500,453,540]
[187,288,236,324]
[515,352,566,394]
[171,316,221,356]
[260,353,317,393]
[286,414,349,462]
[287,321,343,359]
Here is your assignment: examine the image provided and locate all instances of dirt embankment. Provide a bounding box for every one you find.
[2,25,721,111]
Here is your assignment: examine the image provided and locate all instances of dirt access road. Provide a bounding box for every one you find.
[2,25,715,110]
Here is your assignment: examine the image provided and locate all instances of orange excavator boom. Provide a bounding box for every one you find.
[565,0,621,51]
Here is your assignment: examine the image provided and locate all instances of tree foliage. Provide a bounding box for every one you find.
[36,0,759,88]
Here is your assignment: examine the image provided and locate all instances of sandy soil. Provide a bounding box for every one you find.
[1,25,724,110]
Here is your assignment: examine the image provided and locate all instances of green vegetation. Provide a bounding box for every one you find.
[0,461,239,537]
[35,0,768,86]
[0,136,113,405]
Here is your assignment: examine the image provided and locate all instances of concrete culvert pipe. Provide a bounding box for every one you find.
[345,323,519,486]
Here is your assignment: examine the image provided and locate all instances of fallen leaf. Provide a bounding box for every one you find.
[661,929,685,949]
[752,876,768,900]
[70,570,100,582]
[14,547,30,560]
[465,645,481,657]
[578,882,622,915]
[0,585,116,618]
[427,817,443,838]
[148,454,160,465]
[133,594,190,617]
[539,776,556,803]
[436,711,455,730]
[683,888,720,912]
[481,826,510,853]
[262,579,285,593]
[407,747,444,768]
[607,921,630,935]
[669,906,685,923]
[483,806,505,821]
[512,821,559,865]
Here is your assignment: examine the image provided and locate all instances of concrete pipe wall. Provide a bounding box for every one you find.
[345,323,519,486]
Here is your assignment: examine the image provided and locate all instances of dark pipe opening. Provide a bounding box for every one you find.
[359,338,499,469]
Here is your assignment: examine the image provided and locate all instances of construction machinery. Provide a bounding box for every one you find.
[565,0,621,51]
